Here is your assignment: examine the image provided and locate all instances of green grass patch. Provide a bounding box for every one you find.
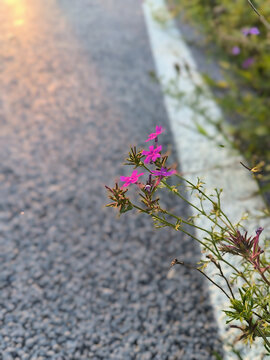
[167,0,270,196]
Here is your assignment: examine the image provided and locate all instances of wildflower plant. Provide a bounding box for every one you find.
[105,127,270,355]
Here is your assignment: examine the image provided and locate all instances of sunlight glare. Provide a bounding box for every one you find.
[4,0,26,27]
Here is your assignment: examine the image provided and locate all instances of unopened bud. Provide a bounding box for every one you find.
[144,184,151,192]
[256,227,264,236]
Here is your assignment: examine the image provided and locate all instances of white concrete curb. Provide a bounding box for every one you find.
[142,1,269,359]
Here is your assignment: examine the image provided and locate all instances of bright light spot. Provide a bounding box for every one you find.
[4,0,18,4]
[14,19,24,26]
[4,0,26,27]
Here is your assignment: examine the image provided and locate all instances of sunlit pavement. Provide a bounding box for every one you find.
[0,1,221,359]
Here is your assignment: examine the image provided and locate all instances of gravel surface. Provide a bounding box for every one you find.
[0,0,222,359]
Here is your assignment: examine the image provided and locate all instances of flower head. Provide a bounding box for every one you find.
[249,27,260,35]
[242,27,260,36]
[242,57,255,69]
[145,126,164,142]
[152,167,177,187]
[152,167,176,177]
[242,28,250,36]
[232,46,241,55]
[120,170,144,188]
[142,145,162,164]
[219,227,265,271]
[219,230,254,258]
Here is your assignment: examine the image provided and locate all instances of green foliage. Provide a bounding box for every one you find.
[105,184,133,214]
[106,139,270,354]
[225,288,255,324]
[170,0,270,187]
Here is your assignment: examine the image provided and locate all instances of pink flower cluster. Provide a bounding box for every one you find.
[242,27,260,36]
[143,126,164,163]
[231,27,260,69]
[120,126,176,189]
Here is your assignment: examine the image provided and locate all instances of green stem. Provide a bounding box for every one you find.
[217,256,255,290]
[247,0,270,31]
[259,269,270,287]
[162,209,213,236]
[213,241,222,258]
[136,163,268,306]
[256,326,270,349]
[173,259,231,300]
[177,174,235,232]
[132,204,175,229]
[132,203,219,257]
[161,179,227,232]
[163,177,232,235]
[209,258,235,300]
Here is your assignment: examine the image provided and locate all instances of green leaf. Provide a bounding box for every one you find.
[120,203,133,214]
[195,122,209,137]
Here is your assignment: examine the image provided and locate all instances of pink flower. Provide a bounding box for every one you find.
[152,167,176,177]
[242,57,255,69]
[142,145,162,164]
[145,126,164,142]
[242,28,250,36]
[120,170,144,188]
[242,27,260,36]
[152,167,177,187]
[249,27,260,35]
[231,46,240,55]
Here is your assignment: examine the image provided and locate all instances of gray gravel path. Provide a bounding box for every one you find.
[0,0,222,359]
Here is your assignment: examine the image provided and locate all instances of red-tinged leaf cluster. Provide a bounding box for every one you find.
[219,230,254,258]
[105,183,133,214]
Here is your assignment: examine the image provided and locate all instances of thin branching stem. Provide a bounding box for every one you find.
[141,163,232,233]
[121,156,270,350]
[177,174,235,232]
[259,270,270,286]
[162,209,213,236]
[173,259,231,300]
[247,0,270,31]
[132,203,219,257]
[161,178,227,232]
[256,326,270,349]
[218,263,235,299]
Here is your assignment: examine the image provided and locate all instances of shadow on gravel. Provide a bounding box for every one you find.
[0,0,223,358]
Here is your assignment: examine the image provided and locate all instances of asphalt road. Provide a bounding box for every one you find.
[0,1,221,359]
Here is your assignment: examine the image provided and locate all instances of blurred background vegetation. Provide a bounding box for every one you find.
[167,0,270,197]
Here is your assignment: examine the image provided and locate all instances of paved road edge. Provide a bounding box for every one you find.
[142,1,269,359]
